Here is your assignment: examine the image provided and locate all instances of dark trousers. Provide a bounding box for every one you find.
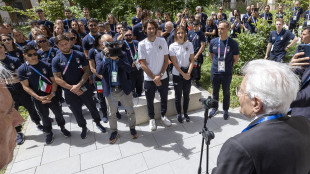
[173,75,191,114]
[289,23,299,36]
[33,97,65,133]
[130,69,144,96]
[211,74,232,111]
[9,83,41,133]
[191,53,203,81]
[144,78,169,119]
[64,89,101,127]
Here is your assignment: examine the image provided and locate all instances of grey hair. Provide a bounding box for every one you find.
[196,6,201,10]
[165,21,174,28]
[0,62,13,84]
[242,59,300,114]
[207,17,213,21]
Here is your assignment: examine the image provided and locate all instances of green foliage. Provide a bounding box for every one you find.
[233,18,275,75]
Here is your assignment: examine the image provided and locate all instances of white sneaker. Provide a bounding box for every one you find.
[161,116,172,127]
[149,119,157,131]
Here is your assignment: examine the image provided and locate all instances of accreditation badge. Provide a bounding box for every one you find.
[293,16,297,21]
[271,44,274,52]
[112,71,118,83]
[218,60,225,72]
[307,20,310,26]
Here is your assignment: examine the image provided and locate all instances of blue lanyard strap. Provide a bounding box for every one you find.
[273,29,284,44]
[47,48,52,58]
[218,37,229,59]
[62,52,73,75]
[242,114,283,132]
[27,62,52,84]
[192,31,200,42]
[302,74,310,88]
[124,41,136,60]
[89,33,95,40]
[112,60,117,71]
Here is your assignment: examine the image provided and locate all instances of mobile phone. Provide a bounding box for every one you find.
[298,44,310,59]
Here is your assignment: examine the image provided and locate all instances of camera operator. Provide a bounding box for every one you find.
[289,27,310,120]
[212,59,310,174]
[95,34,138,144]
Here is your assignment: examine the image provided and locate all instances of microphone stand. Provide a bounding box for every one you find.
[197,106,215,174]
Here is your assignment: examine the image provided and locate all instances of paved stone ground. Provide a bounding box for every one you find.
[5,89,250,174]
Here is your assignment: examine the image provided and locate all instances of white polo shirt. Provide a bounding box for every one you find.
[138,37,168,81]
[169,41,194,76]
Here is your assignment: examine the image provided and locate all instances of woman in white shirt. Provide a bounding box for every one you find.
[169,26,195,123]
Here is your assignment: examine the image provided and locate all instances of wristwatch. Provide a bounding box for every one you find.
[160,72,164,77]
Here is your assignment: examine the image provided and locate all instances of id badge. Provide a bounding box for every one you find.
[218,61,225,72]
[293,16,297,21]
[135,60,142,70]
[271,45,274,52]
[112,71,117,83]
[307,20,310,26]
[230,29,234,35]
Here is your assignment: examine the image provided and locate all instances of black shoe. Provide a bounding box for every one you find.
[209,108,218,118]
[16,132,25,145]
[116,111,121,119]
[96,122,106,133]
[184,114,190,122]
[177,114,183,123]
[130,128,138,139]
[61,128,71,137]
[223,110,229,120]
[46,132,54,144]
[81,127,88,139]
[195,81,200,88]
[109,131,119,144]
[36,124,44,132]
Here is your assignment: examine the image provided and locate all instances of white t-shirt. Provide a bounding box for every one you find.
[169,41,194,76]
[138,37,169,81]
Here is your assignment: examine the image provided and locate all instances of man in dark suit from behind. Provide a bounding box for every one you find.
[212,59,310,174]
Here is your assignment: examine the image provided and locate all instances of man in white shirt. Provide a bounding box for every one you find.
[138,19,172,131]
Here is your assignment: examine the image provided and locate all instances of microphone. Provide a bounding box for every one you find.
[199,96,218,109]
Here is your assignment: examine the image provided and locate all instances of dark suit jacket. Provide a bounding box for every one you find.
[212,114,310,174]
[95,51,132,97]
[291,67,310,120]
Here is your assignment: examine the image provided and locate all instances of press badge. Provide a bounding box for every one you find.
[271,45,274,52]
[112,71,118,83]
[218,61,225,72]
[307,20,310,26]
[293,16,297,21]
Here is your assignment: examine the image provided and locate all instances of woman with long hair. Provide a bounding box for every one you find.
[0,34,24,62]
[106,14,118,32]
[12,29,29,49]
[49,24,64,47]
[71,20,87,39]
[39,25,53,39]
[169,26,194,123]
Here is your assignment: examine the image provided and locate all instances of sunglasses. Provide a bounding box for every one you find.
[68,37,75,41]
[125,34,132,37]
[2,38,11,42]
[27,53,38,57]
[38,40,47,44]
[89,24,97,27]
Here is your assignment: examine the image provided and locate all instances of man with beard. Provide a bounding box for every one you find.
[82,18,99,59]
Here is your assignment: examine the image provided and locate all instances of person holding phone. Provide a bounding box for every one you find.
[230,9,244,38]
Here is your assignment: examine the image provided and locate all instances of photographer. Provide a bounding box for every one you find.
[169,26,194,123]
[290,27,310,120]
[247,8,259,34]
[212,59,310,174]
[230,9,244,38]
[95,34,138,144]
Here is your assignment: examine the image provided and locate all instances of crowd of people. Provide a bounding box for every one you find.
[0,2,310,172]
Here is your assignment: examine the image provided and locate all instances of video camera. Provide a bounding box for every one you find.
[103,40,124,57]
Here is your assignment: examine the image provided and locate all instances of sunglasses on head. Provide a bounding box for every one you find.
[38,40,47,44]
[2,38,11,42]
[27,53,38,57]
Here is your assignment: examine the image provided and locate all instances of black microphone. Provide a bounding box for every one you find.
[199,96,218,109]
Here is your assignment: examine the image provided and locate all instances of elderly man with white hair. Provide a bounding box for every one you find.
[212,59,310,174]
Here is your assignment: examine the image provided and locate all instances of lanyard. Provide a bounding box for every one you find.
[265,13,270,20]
[62,52,73,75]
[89,33,95,41]
[273,29,284,44]
[242,114,283,132]
[26,62,52,84]
[44,20,47,26]
[294,7,299,16]
[124,41,136,60]
[218,37,229,59]
[47,47,52,58]
[252,17,257,25]
[111,60,117,71]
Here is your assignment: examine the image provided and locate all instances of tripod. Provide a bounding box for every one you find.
[197,97,216,174]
